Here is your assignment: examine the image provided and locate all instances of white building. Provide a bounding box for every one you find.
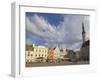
[60,49,68,59]
[54,46,61,60]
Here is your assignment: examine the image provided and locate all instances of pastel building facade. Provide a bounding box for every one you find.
[60,49,68,59]
[47,48,55,62]
[26,44,48,63]
[26,45,34,63]
[54,47,61,60]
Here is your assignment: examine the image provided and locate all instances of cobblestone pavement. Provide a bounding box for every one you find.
[26,61,89,67]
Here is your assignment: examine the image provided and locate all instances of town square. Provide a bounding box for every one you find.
[25,12,89,67]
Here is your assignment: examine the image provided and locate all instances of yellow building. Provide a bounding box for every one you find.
[26,45,34,63]
[33,45,48,62]
[26,44,48,63]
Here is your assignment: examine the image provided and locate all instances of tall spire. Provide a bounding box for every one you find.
[82,22,86,43]
[82,23,85,34]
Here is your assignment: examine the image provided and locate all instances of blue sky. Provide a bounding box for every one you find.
[26,12,64,26]
[26,12,89,50]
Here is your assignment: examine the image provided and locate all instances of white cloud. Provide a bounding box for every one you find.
[26,14,57,40]
[26,14,89,50]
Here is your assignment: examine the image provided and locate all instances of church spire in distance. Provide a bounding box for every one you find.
[82,22,86,43]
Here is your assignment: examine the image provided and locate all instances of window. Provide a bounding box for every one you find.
[31,54,33,56]
[28,52,30,56]
[42,54,43,57]
[39,54,40,57]
[35,54,37,57]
